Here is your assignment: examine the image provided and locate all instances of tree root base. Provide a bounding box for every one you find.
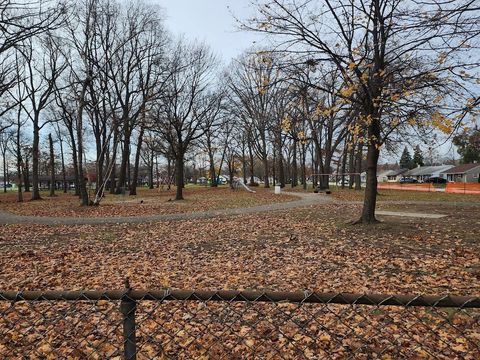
[350,217,381,225]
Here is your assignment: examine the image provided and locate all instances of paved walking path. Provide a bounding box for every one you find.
[0,191,461,225]
[375,210,447,219]
[0,192,332,225]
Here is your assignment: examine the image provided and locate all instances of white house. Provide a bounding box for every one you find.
[377,170,394,182]
[404,165,454,182]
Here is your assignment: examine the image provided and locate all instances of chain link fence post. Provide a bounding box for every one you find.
[120,278,137,360]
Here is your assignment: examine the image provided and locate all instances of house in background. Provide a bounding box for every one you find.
[445,163,480,183]
[386,168,409,182]
[404,165,454,182]
[377,170,394,182]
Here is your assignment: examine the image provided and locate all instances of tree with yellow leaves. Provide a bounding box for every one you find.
[245,0,480,224]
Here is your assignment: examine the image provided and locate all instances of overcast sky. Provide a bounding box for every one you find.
[150,0,456,163]
[153,0,260,64]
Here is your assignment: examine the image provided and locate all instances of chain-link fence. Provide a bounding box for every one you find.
[1,285,479,359]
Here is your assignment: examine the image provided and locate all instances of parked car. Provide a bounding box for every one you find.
[399,177,418,184]
[197,177,208,185]
[425,176,447,184]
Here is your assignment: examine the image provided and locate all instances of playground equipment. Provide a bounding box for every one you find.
[156,173,175,191]
[232,179,256,193]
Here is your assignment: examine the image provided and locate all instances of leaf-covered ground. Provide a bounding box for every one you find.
[1,201,479,293]
[1,195,479,358]
[0,187,295,218]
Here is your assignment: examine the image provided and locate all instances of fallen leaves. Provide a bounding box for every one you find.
[0,187,297,218]
[0,193,479,358]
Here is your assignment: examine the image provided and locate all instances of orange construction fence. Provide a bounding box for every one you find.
[377,183,436,192]
[445,183,480,194]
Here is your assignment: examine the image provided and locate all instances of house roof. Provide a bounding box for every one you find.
[377,170,394,177]
[445,163,480,174]
[378,168,408,177]
[389,168,409,176]
[405,165,454,176]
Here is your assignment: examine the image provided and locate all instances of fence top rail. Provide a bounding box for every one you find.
[1,289,479,308]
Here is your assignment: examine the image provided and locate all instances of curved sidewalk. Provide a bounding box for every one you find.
[0,192,332,225]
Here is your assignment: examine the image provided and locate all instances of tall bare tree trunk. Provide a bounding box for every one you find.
[2,147,7,194]
[109,128,118,194]
[129,125,145,196]
[48,133,55,197]
[58,135,67,193]
[291,140,297,188]
[148,149,154,189]
[24,154,30,192]
[355,142,363,191]
[348,143,355,189]
[301,142,307,190]
[263,156,270,188]
[241,140,247,185]
[175,151,184,200]
[65,125,80,196]
[276,133,285,188]
[31,122,41,200]
[357,118,381,224]
[116,127,131,194]
[341,138,348,189]
[76,80,90,206]
[166,157,171,190]
[16,121,23,202]
[248,138,255,186]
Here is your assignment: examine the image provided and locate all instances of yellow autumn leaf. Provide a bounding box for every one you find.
[281,115,292,132]
[245,339,255,347]
[390,93,401,101]
[437,52,447,64]
[319,334,331,342]
[339,85,355,98]
[451,343,468,353]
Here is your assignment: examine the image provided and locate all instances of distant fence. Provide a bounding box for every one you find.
[445,183,480,195]
[377,183,437,192]
[1,287,479,359]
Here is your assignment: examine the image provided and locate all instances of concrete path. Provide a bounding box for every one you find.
[0,192,332,225]
[376,211,447,219]
[0,191,457,225]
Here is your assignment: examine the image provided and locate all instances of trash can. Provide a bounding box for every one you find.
[274,185,281,194]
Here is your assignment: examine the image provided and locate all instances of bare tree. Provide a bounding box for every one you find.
[227,51,282,188]
[19,35,66,200]
[199,90,226,187]
[153,40,217,200]
[48,133,55,196]
[0,1,66,128]
[103,2,167,195]
[0,130,13,192]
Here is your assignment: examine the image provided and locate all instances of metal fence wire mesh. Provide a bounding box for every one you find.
[0,289,479,359]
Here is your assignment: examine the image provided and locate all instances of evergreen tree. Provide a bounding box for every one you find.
[399,147,413,169]
[413,145,424,167]
[453,128,480,164]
